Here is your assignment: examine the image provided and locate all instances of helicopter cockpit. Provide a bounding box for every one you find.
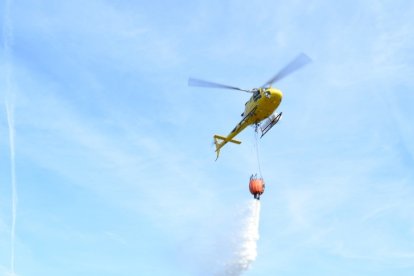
[253,88,262,102]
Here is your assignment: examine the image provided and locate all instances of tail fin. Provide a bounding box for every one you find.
[213,135,241,160]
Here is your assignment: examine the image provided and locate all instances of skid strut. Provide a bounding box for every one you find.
[260,112,282,138]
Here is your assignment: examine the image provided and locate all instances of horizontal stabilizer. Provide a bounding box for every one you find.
[213,134,242,160]
[213,135,241,144]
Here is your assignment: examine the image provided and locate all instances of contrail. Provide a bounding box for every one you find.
[5,103,17,276]
[4,0,17,275]
[223,200,261,276]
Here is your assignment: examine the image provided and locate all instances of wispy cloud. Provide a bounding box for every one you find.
[1,0,414,275]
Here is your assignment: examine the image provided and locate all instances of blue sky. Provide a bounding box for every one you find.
[1,0,414,275]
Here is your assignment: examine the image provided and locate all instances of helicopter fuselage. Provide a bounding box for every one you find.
[242,87,283,123]
[213,87,283,158]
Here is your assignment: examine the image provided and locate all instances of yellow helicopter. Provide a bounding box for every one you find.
[189,53,311,160]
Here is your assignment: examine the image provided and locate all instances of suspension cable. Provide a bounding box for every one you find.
[254,126,263,178]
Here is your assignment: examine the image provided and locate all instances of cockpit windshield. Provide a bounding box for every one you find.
[253,90,261,101]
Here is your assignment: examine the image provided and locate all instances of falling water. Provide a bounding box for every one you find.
[223,200,261,276]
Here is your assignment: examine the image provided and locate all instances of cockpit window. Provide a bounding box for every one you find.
[253,91,261,101]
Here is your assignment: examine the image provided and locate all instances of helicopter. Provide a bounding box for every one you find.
[188,53,311,160]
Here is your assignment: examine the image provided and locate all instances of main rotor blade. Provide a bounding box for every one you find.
[262,53,312,88]
[188,78,252,93]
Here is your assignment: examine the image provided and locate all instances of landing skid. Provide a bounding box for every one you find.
[259,112,282,138]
